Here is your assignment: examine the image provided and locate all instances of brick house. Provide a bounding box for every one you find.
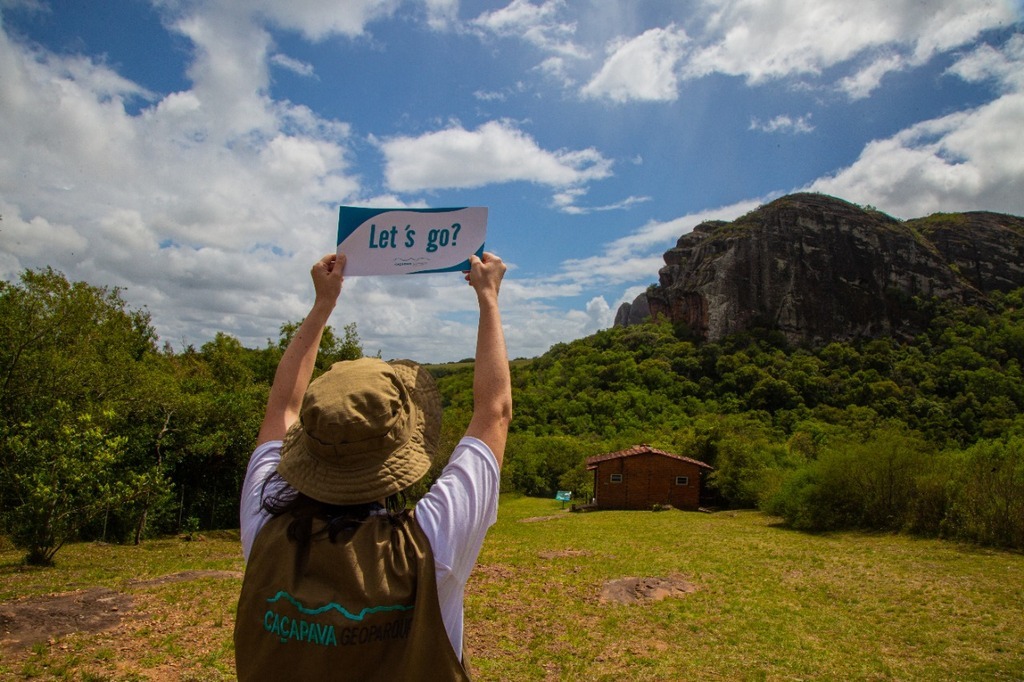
[586,445,713,511]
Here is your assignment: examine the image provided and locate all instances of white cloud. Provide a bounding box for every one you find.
[550,198,762,289]
[553,188,651,215]
[473,0,558,34]
[552,187,588,213]
[581,25,689,102]
[421,0,459,30]
[535,55,575,87]
[837,53,906,100]
[615,284,649,310]
[810,97,1024,218]
[947,33,1024,92]
[378,119,613,192]
[474,89,507,102]
[270,53,315,77]
[474,284,614,358]
[683,0,1017,85]
[585,295,614,329]
[0,201,89,263]
[472,0,586,58]
[0,0,46,12]
[171,11,277,138]
[473,81,527,102]
[247,0,400,41]
[262,134,333,176]
[750,113,814,134]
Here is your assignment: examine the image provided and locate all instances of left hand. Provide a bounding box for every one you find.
[312,253,346,306]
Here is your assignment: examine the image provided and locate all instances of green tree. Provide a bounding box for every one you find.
[0,268,159,561]
[708,433,783,508]
[171,346,267,530]
[558,463,594,501]
[278,320,364,370]
[4,404,149,564]
[0,267,154,423]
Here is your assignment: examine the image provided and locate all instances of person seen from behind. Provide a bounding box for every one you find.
[234,251,511,680]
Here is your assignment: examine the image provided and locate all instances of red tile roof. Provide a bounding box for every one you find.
[585,444,713,470]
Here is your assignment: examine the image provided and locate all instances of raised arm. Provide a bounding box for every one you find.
[463,252,512,467]
[256,253,345,445]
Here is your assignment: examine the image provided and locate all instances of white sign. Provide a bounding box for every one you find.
[336,206,487,276]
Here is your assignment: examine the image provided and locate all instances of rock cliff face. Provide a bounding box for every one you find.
[616,193,1024,345]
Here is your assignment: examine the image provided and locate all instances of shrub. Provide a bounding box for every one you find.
[945,437,1024,549]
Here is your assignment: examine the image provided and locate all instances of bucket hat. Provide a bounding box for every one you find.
[276,357,442,505]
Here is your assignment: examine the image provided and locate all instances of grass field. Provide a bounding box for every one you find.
[1,496,1022,680]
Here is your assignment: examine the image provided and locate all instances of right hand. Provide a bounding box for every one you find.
[464,252,505,298]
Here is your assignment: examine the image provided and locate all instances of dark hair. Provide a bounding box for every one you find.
[260,472,409,574]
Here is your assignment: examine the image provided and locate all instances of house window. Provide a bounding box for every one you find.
[610,474,623,483]
[675,476,689,486]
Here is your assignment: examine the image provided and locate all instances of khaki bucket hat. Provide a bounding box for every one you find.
[276,357,442,506]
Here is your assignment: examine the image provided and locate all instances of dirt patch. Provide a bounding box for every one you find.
[0,587,133,650]
[599,574,698,604]
[131,569,242,588]
[0,570,242,651]
[537,549,592,560]
[472,563,517,581]
[518,515,565,523]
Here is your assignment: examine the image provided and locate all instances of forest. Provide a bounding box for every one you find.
[2,266,1023,565]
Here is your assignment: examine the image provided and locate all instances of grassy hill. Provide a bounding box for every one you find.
[2,498,1022,680]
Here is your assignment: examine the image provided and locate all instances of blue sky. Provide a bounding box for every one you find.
[1,0,1022,362]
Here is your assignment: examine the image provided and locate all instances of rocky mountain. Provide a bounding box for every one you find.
[615,193,1024,345]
